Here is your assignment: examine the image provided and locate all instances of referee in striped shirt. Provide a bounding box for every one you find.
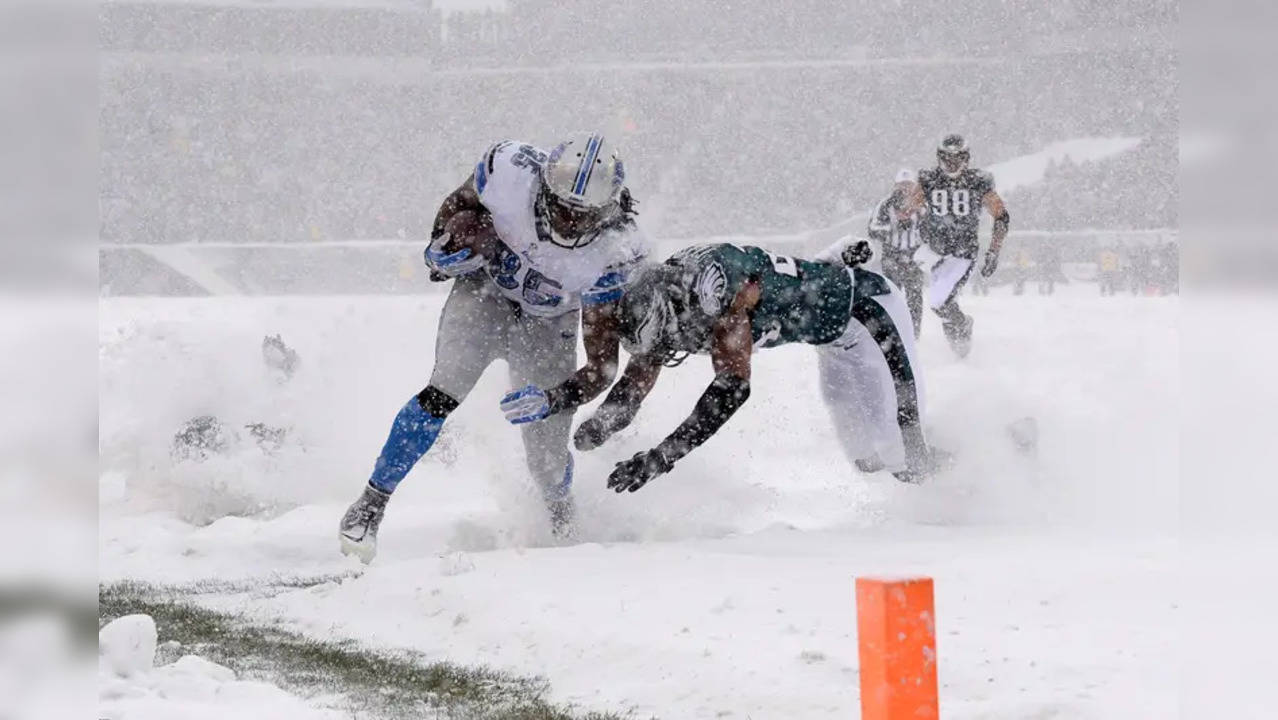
[868,168,926,338]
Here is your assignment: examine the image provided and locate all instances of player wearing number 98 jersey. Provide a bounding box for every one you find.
[337,133,649,563]
[528,242,945,493]
[914,134,1010,358]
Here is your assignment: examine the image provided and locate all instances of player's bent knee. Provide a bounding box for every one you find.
[416,385,460,417]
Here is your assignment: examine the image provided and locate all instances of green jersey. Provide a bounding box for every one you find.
[663,243,854,352]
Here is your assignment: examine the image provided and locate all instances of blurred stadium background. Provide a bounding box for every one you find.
[98,0,1176,295]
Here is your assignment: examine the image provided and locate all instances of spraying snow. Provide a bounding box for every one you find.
[100,284,1177,718]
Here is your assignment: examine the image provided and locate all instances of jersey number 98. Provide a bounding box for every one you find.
[930,189,971,217]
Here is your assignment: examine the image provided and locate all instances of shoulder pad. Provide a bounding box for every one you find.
[971,168,995,191]
[474,140,545,195]
[474,141,511,195]
[692,262,729,316]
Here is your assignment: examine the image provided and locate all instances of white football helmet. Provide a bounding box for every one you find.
[539,132,626,248]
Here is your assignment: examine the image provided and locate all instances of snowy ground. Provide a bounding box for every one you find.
[99,284,1178,718]
[98,614,343,720]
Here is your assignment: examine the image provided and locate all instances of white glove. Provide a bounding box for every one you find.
[500,385,551,425]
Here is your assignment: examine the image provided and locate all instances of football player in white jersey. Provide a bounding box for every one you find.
[338,133,648,562]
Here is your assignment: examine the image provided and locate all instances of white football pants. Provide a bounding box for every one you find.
[915,245,975,310]
[430,274,577,499]
[817,269,928,474]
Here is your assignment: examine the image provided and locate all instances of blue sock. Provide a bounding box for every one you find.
[543,455,574,502]
[368,397,446,494]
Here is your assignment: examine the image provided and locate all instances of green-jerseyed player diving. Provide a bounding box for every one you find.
[519,240,947,491]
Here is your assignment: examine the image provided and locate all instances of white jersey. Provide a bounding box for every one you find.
[472,140,648,318]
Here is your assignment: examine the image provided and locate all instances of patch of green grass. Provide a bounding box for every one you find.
[118,572,365,599]
[101,581,631,720]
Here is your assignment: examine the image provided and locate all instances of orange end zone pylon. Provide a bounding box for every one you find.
[855,576,939,720]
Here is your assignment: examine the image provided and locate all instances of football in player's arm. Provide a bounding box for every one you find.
[422,173,496,278]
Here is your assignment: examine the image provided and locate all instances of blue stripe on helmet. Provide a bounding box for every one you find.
[580,134,604,197]
[474,161,488,194]
[572,135,601,197]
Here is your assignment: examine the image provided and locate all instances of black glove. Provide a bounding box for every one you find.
[573,417,612,451]
[980,251,999,277]
[606,448,674,493]
[841,239,874,268]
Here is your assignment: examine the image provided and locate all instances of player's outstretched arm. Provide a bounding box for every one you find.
[606,281,759,493]
[555,301,621,409]
[500,301,626,425]
[980,189,1011,277]
[571,353,663,451]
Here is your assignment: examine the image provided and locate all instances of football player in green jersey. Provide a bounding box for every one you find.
[564,242,943,491]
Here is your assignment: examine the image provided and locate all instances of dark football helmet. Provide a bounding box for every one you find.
[616,264,690,366]
[937,133,970,177]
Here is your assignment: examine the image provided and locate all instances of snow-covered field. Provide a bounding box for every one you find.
[99,285,1178,718]
[98,614,344,720]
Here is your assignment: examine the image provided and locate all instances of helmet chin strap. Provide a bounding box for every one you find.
[534,191,599,249]
[550,224,594,250]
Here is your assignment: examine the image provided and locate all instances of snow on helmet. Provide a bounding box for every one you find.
[539,132,626,248]
[936,133,970,177]
[617,264,686,365]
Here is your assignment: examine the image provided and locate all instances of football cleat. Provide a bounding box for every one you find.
[546,496,577,541]
[943,314,974,358]
[339,484,390,564]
